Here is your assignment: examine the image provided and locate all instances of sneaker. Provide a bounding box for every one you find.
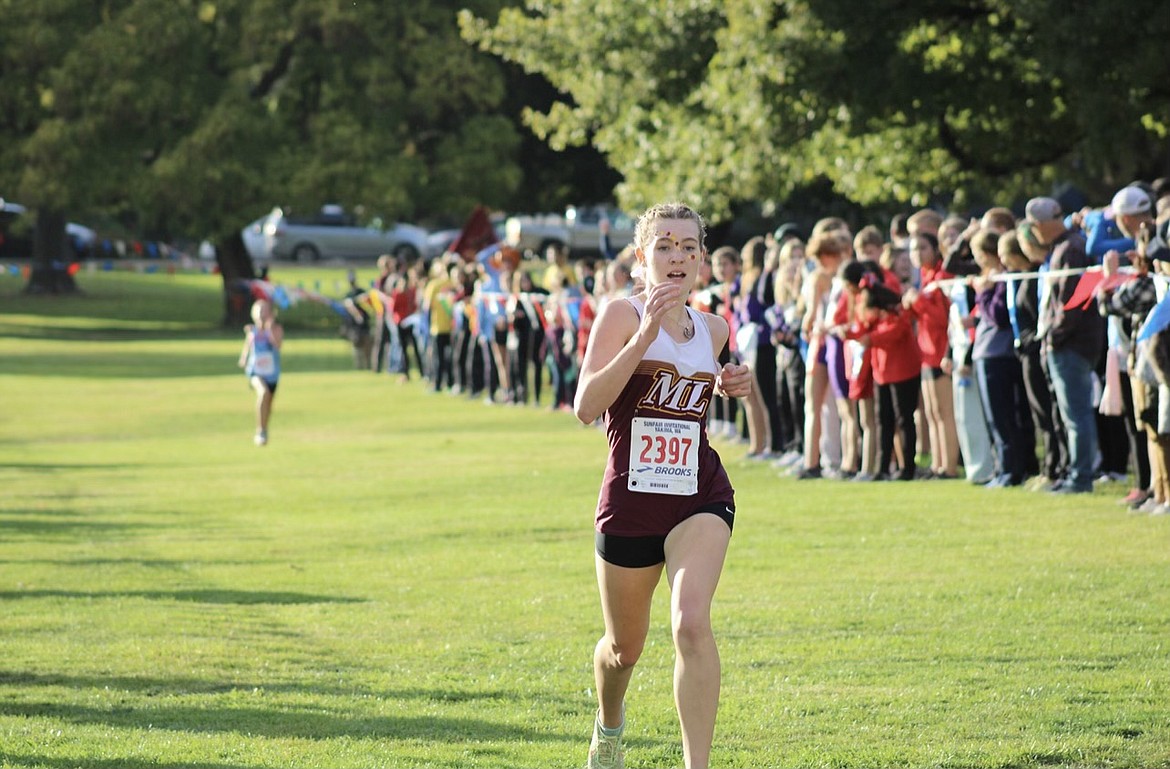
[587,712,624,769]
[1050,483,1091,495]
[1121,489,1151,507]
[772,450,801,468]
[1139,497,1164,514]
[253,430,267,446]
[794,466,822,480]
[1151,504,1170,517]
[1025,475,1056,492]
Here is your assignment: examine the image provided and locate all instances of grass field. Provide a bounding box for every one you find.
[1,269,1169,768]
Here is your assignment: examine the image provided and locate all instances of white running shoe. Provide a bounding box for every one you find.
[254,430,267,446]
[586,712,624,769]
[1139,497,1162,514]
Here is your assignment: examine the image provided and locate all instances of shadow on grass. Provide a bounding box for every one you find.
[0,324,226,342]
[0,700,577,744]
[0,589,365,605]
[3,345,357,379]
[0,462,145,472]
[0,755,246,769]
[0,516,149,539]
[0,670,540,705]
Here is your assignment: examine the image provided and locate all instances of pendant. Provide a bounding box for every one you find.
[682,323,694,340]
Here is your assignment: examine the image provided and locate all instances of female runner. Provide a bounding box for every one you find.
[574,202,752,769]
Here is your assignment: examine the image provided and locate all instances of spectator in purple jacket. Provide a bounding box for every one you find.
[971,229,1033,487]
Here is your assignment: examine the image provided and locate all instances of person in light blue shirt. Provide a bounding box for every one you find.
[1072,207,1134,260]
[238,299,283,446]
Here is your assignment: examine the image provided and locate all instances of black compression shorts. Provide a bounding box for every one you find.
[595,502,735,568]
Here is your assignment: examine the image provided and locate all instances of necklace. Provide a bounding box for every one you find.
[667,312,694,340]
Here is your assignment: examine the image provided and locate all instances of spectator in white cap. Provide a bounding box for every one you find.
[1030,195,1106,494]
[1098,185,1158,509]
[1112,185,1154,235]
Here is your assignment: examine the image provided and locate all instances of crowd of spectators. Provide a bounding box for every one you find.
[344,180,1170,514]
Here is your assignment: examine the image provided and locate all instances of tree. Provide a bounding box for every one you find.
[2,0,532,312]
[0,0,112,293]
[462,0,1170,221]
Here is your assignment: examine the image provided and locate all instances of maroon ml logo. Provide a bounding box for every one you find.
[638,368,713,416]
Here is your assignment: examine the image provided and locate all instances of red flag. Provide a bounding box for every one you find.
[449,205,498,261]
[1063,270,1104,310]
[1097,272,1133,294]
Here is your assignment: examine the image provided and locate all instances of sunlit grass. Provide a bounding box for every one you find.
[0,271,1168,767]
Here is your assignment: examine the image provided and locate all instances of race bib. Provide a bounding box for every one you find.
[252,351,276,378]
[627,417,700,496]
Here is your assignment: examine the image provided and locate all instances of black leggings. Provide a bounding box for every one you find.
[430,333,452,391]
[755,342,784,452]
[877,376,920,480]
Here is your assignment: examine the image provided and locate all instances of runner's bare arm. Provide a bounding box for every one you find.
[574,283,684,424]
[574,301,645,425]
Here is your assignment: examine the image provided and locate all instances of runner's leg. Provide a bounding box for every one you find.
[594,555,662,729]
[664,513,731,769]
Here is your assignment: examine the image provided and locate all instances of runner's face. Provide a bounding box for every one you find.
[638,219,704,291]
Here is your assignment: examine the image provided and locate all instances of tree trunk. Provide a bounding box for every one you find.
[215,230,256,327]
[23,209,78,295]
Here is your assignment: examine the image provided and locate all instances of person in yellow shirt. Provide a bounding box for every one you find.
[422,259,456,391]
[542,241,577,291]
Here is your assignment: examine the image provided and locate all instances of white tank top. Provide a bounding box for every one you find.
[626,296,719,379]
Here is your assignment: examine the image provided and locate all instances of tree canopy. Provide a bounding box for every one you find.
[462,0,1170,220]
[5,0,1169,261]
[1,0,535,244]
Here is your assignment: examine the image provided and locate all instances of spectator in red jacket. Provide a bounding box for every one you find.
[389,270,422,381]
[836,256,902,481]
[848,273,923,480]
[903,232,960,478]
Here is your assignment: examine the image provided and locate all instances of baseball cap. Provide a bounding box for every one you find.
[773,223,803,243]
[1024,197,1062,223]
[1111,186,1152,217]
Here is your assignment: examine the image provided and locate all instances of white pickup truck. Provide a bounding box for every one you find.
[504,205,635,258]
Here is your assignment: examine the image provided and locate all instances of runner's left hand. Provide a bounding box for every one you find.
[716,362,752,398]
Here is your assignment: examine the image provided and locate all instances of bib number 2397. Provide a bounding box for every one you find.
[628,417,700,496]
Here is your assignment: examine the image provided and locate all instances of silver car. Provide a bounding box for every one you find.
[259,205,428,263]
